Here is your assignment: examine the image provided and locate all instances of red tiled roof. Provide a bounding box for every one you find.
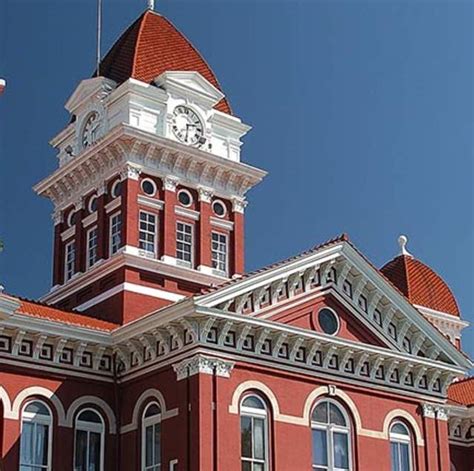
[381,255,460,317]
[99,10,231,114]
[448,377,474,406]
[16,299,118,332]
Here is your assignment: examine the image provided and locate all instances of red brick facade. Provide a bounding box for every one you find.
[1,7,472,471]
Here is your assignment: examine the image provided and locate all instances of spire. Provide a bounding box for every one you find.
[398,235,413,257]
[147,0,155,10]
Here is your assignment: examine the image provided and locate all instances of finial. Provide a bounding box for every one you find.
[398,235,413,257]
[147,0,155,10]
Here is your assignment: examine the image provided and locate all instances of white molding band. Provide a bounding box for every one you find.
[75,282,185,311]
[172,354,235,381]
[105,198,121,214]
[138,195,164,211]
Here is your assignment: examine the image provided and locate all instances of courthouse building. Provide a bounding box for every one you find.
[0,6,473,471]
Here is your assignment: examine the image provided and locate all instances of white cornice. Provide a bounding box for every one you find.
[415,305,470,328]
[35,124,267,210]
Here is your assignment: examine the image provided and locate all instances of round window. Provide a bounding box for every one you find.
[178,190,192,207]
[212,200,226,217]
[111,180,122,199]
[318,308,339,335]
[67,211,76,227]
[88,195,98,213]
[141,179,156,197]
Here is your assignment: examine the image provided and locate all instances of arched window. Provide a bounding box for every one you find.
[20,400,52,471]
[240,395,268,471]
[74,409,105,471]
[311,399,351,470]
[390,422,412,471]
[142,402,161,471]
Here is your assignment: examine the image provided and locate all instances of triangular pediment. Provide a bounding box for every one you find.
[65,77,116,114]
[196,236,472,371]
[154,71,224,108]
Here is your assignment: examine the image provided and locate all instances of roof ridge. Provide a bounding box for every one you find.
[156,13,233,114]
[131,11,150,79]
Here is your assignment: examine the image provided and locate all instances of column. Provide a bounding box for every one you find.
[197,187,213,273]
[161,177,178,264]
[231,197,247,276]
[96,182,107,261]
[74,199,85,274]
[52,210,64,286]
[422,404,439,471]
[172,355,235,471]
[121,165,140,250]
[435,407,451,471]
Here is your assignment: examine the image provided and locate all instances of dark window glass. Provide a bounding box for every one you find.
[178,190,192,206]
[142,180,155,196]
[318,308,339,335]
[240,416,252,459]
[112,181,122,198]
[213,201,226,217]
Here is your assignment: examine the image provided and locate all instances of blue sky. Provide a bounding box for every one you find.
[0,0,472,358]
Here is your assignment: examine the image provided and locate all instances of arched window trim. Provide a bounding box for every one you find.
[240,393,270,471]
[20,399,53,471]
[389,420,413,471]
[74,407,105,471]
[141,401,162,471]
[311,398,353,471]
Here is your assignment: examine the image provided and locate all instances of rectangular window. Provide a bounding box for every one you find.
[64,241,76,281]
[86,226,98,268]
[212,232,228,275]
[110,213,122,255]
[176,222,193,267]
[139,211,157,257]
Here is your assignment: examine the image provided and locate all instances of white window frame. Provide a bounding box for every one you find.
[20,400,53,471]
[311,399,352,471]
[74,408,105,471]
[141,178,157,197]
[88,195,98,214]
[212,199,227,218]
[139,211,158,258]
[110,179,122,199]
[109,212,122,256]
[177,189,193,207]
[142,402,162,471]
[86,226,99,269]
[176,221,194,268]
[211,231,228,276]
[389,421,413,471]
[240,395,269,471]
[64,240,76,281]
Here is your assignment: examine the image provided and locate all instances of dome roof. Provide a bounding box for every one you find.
[381,254,460,317]
[98,10,231,114]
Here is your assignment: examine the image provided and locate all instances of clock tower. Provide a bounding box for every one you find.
[34,10,266,324]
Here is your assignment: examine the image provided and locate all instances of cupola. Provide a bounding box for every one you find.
[381,236,468,347]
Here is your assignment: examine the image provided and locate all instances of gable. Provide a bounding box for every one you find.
[65,77,116,114]
[263,293,388,349]
[196,237,472,372]
[154,71,224,109]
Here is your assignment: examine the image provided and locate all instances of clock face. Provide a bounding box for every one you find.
[171,106,205,146]
[82,111,101,148]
